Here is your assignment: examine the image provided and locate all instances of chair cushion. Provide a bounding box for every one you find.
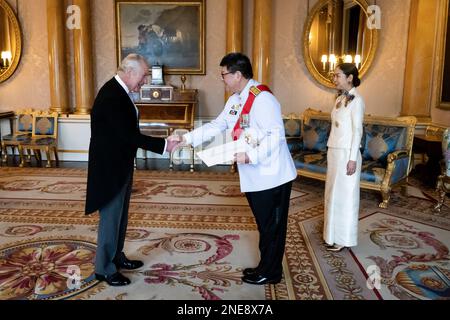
[360,160,386,183]
[33,137,56,145]
[302,119,330,152]
[35,117,56,136]
[17,114,33,132]
[292,150,327,174]
[2,133,31,142]
[283,118,302,138]
[292,151,390,184]
[362,125,406,163]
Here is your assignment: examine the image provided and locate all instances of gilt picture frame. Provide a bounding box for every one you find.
[115,0,205,75]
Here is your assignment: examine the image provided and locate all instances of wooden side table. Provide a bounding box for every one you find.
[136,89,197,171]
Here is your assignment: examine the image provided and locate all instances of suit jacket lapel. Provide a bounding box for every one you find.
[111,77,139,126]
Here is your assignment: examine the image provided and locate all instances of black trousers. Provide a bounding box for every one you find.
[245,180,293,277]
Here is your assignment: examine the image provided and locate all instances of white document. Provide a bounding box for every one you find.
[196,138,247,167]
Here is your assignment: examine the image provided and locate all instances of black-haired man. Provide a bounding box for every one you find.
[178,53,297,285]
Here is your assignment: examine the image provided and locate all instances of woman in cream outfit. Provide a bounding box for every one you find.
[324,63,365,252]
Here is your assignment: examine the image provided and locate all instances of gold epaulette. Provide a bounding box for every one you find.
[249,86,261,96]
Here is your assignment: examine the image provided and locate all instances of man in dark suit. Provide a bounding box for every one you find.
[85,54,180,286]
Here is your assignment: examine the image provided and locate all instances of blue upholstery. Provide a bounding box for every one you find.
[34,137,57,145]
[285,110,416,208]
[2,110,34,164]
[359,157,408,184]
[362,125,407,163]
[2,133,31,142]
[17,114,33,133]
[390,157,410,185]
[283,118,302,138]
[360,160,386,183]
[302,119,330,152]
[284,116,304,154]
[15,111,59,168]
[292,151,327,174]
[286,138,303,153]
[34,117,56,136]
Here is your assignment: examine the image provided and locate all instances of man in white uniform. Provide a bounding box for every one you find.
[181,53,297,285]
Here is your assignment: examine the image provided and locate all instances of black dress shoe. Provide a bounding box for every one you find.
[242,273,282,285]
[114,258,144,270]
[95,272,131,286]
[243,268,258,276]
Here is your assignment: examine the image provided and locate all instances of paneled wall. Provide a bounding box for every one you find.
[272,0,412,117]
[0,0,50,111]
[0,0,448,124]
[402,0,450,126]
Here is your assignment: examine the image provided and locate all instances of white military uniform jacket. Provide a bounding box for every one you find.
[327,87,365,160]
[184,79,297,192]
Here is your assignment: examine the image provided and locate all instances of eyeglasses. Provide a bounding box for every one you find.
[220,71,234,80]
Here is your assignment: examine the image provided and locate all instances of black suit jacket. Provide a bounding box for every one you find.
[85,77,165,214]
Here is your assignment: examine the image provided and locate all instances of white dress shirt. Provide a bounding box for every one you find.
[114,75,167,153]
[184,79,297,192]
[326,87,365,161]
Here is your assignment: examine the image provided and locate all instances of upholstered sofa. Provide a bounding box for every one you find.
[283,109,417,208]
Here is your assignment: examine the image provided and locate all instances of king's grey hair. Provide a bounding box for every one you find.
[117,53,148,73]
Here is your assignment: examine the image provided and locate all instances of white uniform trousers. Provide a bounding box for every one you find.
[323,147,361,247]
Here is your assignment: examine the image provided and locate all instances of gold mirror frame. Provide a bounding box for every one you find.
[303,0,378,89]
[0,0,22,83]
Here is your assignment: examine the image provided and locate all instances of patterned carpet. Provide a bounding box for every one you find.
[0,167,448,300]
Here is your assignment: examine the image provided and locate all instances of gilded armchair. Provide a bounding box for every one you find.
[18,111,59,168]
[1,109,34,164]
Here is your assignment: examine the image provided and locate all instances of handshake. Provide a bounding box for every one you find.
[165,134,188,153]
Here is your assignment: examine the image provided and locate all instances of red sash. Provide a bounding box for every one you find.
[231,85,272,141]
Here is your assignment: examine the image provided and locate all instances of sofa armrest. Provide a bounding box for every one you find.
[383,150,411,187]
[386,150,409,162]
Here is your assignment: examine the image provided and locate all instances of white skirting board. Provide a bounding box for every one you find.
[13,115,222,163]
[1,116,432,164]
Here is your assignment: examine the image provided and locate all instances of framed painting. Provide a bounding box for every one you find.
[115,0,205,75]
